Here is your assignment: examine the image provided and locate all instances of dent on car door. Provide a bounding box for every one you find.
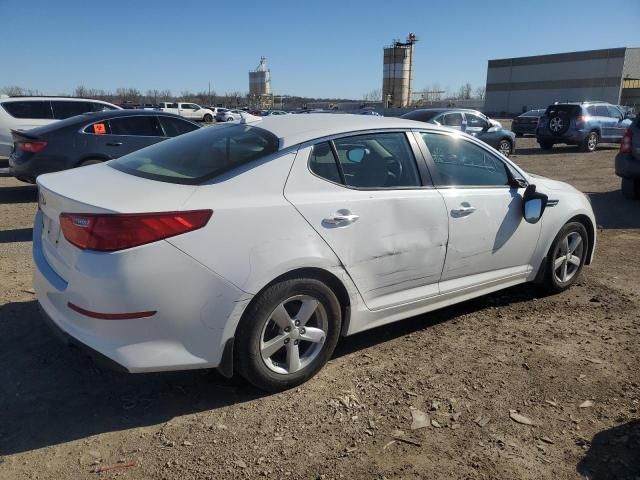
[418,131,541,291]
[284,131,449,310]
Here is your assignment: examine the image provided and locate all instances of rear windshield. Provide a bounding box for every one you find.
[401,110,439,122]
[110,124,280,184]
[544,105,581,116]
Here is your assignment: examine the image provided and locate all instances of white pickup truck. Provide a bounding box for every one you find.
[158,102,215,123]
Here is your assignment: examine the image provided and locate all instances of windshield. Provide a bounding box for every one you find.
[110,124,279,184]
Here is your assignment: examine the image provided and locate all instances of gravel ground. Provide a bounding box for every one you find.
[0,132,638,480]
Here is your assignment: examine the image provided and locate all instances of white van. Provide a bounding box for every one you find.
[0,97,120,157]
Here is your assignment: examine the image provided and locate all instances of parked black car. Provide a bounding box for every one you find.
[511,109,545,137]
[401,108,515,157]
[8,110,200,183]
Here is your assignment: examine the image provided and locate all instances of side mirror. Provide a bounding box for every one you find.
[522,184,548,224]
[347,148,366,162]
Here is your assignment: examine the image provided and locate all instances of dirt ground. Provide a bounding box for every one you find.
[0,132,638,480]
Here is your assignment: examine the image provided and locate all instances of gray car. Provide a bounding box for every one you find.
[536,101,633,152]
[401,108,515,157]
[615,115,640,199]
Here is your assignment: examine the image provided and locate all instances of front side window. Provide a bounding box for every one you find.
[440,113,463,127]
[421,132,510,187]
[465,113,489,129]
[2,101,53,119]
[607,105,623,119]
[109,116,162,136]
[313,132,421,189]
[159,116,199,137]
[111,124,279,184]
[51,101,93,119]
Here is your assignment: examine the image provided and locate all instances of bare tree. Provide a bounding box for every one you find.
[74,85,88,97]
[474,86,486,100]
[1,85,25,96]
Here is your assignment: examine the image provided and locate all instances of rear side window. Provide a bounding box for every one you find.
[595,105,609,117]
[422,132,510,187]
[110,124,279,184]
[84,121,112,135]
[51,101,93,119]
[92,102,117,112]
[2,100,53,119]
[109,116,163,136]
[159,116,199,137]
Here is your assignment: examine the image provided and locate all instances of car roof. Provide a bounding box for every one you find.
[252,113,439,148]
[407,108,481,114]
[0,96,117,105]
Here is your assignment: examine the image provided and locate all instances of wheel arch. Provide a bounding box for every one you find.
[75,154,110,167]
[567,213,595,265]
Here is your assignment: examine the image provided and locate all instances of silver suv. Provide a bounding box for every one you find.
[536,101,634,152]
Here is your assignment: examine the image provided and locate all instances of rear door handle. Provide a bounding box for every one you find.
[106,142,123,146]
[322,210,359,226]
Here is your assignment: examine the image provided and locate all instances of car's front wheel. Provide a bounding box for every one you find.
[235,277,342,391]
[203,114,213,123]
[497,139,512,157]
[541,222,588,293]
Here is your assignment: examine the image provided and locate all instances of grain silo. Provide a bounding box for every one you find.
[249,57,273,108]
[382,33,417,108]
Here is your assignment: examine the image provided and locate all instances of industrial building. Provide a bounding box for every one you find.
[248,56,273,109]
[484,47,640,114]
[382,33,417,108]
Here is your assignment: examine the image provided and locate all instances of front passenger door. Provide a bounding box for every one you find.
[418,131,541,292]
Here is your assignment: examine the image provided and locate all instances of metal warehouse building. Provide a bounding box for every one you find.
[484,47,640,114]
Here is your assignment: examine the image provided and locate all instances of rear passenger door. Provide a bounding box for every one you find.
[284,131,449,310]
[91,115,165,158]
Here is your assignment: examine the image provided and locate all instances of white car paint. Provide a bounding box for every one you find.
[158,102,214,121]
[33,114,596,374]
[0,97,120,157]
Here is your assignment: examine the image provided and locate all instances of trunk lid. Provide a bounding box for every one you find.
[36,163,197,281]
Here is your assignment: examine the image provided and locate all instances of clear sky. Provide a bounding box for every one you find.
[2,0,639,99]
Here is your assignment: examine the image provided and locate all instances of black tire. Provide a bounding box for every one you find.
[497,139,512,157]
[203,114,213,123]
[79,159,103,167]
[226,117,235,122]
[539,140,554,150]
[234,277,342,392]
[580,131,599,152]
[541,222,588,294]
[621,178,640,200]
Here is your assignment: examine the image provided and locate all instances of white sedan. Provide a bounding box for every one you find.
[34,114,596,391]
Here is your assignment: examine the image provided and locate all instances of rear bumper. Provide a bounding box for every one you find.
[33,209,252,373]
[536,129,587,144]
[615,152,640,178]
[9,153,68,182]
[511,123,537,134]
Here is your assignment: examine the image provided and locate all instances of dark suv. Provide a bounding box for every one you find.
[615,115,640,199]
[536,102,633,152]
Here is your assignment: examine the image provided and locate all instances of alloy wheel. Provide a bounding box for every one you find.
[587,132,598,151]
[498,140,511,156]
[553,231,584,283]
[259,295,328,375]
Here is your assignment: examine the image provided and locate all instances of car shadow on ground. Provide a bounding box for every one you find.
[0,227,33,243]
[0,284,542,456]
[0,185,37,204]
[576,421,640,479]
[587,190,640,229]
[514,145,619,156]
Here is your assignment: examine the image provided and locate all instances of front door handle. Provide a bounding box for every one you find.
[106,142,123,146]
[322,210,359,226]
[451,203,476,217]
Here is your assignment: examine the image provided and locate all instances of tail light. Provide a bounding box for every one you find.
[575,115,586,126]
[16,140,47,153]
[60,210,213,251]
[620,129,633,154]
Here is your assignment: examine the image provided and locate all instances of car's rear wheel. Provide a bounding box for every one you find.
[497,139,512,157]
[203,114,213,123]
[79,159,103,167]
[226,117,235,122]
[581,131,599,152]
[539,140,554,150]
[541,222,588,293]
[235,278,342,391]
[621,178,640,199]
